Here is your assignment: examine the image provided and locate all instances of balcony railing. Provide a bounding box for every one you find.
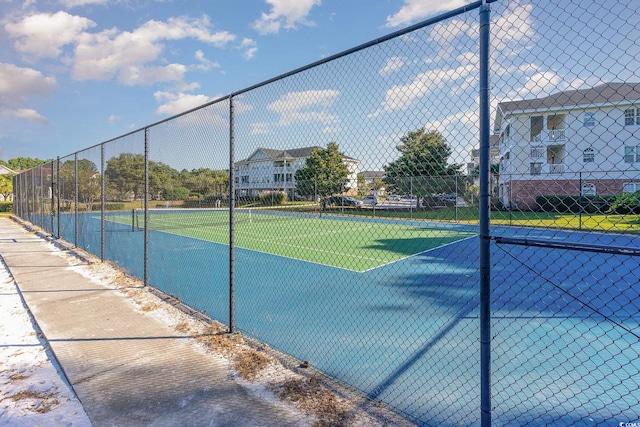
[529,163,566,175]
[533,129,567,143]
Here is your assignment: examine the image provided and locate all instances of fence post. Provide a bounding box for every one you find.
[74,153,78,248]
[50,161,55,234]
[578,172,583,230]
[101,143,105,261]
[479,2,492,426]
[40,167,44,228]
[228,95,236,333]
[144,128,149,287]
[56,157,60,238]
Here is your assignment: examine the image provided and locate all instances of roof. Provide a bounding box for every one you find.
[494,82,640,132]
[498,82,640,114]
[360,170,386,180]
[239,146,358,163]
[0,165,17,175]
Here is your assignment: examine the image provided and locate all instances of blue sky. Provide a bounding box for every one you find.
[1,0,479,163]
[1,0,638,170]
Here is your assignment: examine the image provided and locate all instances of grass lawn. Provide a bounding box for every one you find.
[323,205,639,233]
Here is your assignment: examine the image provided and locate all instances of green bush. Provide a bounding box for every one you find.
[608,191,640,214]
[163,186,190,200]
[0,202,13,212]
[536,195,612,214]
[258,191,287,205]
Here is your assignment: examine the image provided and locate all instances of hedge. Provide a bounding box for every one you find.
[259,191,287,205]
[536,195,612,214]
[0,202,13,212]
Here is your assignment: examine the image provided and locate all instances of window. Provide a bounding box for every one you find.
[625,108,639,126]
[624,146,640,163]
[530,162,543,175]
[581,183,596,196]
[530,146,545,159]
[583,148,595,163]
[623,182,640,193]
[241,175,249,184]
[583,112,596,127]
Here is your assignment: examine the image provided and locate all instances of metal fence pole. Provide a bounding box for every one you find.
[479,2,492,426]
[229,96,236,333]
[144,128,149,287]
[56,157,60,238]
[101,143,105,261]
[40,167,44,227]
[50,161,55,234]
[579,172,583,230]
[74,153,79,247]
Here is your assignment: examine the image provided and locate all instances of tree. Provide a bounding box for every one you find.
[105,153,144,200]
[0,157,48,171]
[58,159,100,209]
[384,128,462,197]
[294,142,350,200]
[0,174,12,200]
[179,168,229,196]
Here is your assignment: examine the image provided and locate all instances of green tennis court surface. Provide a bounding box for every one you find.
[110,208,476,271]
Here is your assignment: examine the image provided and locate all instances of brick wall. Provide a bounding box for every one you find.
[510,178,627,210]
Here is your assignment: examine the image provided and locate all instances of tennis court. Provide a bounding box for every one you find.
[63,211,639,425]
[114,207,477,272]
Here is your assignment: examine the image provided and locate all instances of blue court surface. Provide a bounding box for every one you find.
[59,212,639,426]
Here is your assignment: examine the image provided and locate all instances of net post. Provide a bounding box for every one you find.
[479,1,492,426]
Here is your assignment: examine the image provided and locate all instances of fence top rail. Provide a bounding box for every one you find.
[17,0,495,171]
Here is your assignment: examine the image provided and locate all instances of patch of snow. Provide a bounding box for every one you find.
[0,256,92,427]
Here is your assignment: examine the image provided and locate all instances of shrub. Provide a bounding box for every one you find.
[536,195,612,214]
[0,202,13,212]
[163,186,190,200]
[258,191,287,205]
[87,203,125,211]
[608,191,640,214]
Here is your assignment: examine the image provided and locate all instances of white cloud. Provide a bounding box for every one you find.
[59,0,109,7]
[3,108,49,124]
[517,71,567,98]
[239,38,258,59]
[108,114,121,124]
[251,122,271,135]
[154,91,213,116]
[72,16,235,83]
[4,11,96,58]
[492,3,535,55]
[386,0,472,28]
[379,63,475,112]
[194,50,220,71]
[0,63,55,123]
[267,89,339,126]
[253,0,321,35]
[379,57,405,75]
[0,63,57,102]
[118,63,187,85]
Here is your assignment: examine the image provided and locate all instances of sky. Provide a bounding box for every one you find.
[1,0,477,163]
[1,0,638,171]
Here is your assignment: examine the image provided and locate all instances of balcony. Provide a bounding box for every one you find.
[533,129,567,144]
[530,163,566,175]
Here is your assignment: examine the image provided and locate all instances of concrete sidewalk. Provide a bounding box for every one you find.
[0,218,308,427]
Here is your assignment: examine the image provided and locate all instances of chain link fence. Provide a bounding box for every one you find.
[11,1,639,425]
